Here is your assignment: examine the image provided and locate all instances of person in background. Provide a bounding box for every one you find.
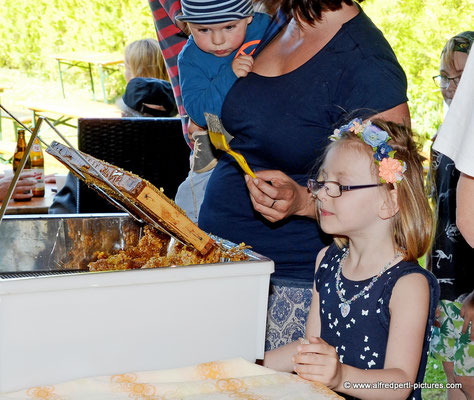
[0,171,35,202]
[123,38,169,82]
[265,119,439,400]
[198,0,410,351]
[120,77,177,117]
[430,32,474,399]
[117,38,177,117]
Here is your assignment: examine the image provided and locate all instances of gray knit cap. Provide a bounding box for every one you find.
[176,0,254,24]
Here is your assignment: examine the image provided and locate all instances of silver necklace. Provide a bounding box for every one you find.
[335,248,401,318]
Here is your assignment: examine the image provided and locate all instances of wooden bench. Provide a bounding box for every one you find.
[52,52,123,103]
[22,98,123,129]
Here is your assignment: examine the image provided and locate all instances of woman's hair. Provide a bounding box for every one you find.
[440,31,474,70]
[124,38,169,81]
[279,0,363,24]
[316,119,434,261]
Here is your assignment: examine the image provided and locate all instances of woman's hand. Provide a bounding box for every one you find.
[245,170,315,223]
[293,337,343,389]
[461,290,474,341]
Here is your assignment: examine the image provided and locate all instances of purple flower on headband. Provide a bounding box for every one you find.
[330,118,363,141]
[361,125,389,148]
[373,142,393,161]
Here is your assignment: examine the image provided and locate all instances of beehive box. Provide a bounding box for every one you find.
[0,214,273,392]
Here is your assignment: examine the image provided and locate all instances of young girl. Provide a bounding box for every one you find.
[123,38,169,82]
[264,118,439,400]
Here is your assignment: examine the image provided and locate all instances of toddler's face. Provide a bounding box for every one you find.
[189,17,253,58]
[439,51,468,106]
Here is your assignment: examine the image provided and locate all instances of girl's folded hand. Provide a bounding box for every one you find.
[292,336,343,389]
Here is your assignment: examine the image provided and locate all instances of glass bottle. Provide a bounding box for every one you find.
[12,129,32,201]
[30,137,45,197]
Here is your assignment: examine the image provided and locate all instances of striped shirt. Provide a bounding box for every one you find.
[148,0,191,147]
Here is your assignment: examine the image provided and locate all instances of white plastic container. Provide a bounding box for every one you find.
[0,214,274,392]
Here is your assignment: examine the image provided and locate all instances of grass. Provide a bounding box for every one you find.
[423,356,447,399]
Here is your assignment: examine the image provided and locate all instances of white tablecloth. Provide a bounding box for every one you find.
[1,358,342,399]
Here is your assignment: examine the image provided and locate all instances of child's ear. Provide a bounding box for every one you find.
[246,16,253,25]
[379,187,399,219]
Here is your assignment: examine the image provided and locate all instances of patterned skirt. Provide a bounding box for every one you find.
[265,280,313,351]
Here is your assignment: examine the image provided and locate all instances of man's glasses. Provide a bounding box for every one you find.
[432,74,462,89]
[307,179,384,198]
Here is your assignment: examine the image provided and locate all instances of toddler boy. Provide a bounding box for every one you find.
[177,0,271,173]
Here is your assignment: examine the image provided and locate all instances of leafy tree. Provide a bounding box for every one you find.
[363,0,474,145]
[1,0,472,133]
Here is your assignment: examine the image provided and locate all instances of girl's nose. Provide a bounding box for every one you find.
[316,187,329,201]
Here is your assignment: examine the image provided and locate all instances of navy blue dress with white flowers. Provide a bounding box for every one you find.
[315,243,439,400]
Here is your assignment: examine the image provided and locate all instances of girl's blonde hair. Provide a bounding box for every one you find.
[316,119,434,261]
[124,38,169,81]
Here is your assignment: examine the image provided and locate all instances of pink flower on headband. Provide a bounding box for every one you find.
[379,157,406,184]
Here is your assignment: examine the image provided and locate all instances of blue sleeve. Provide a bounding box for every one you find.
[179,50,238,128]
[336,55,408,119]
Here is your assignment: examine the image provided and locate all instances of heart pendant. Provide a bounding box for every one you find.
[340,303,350,318]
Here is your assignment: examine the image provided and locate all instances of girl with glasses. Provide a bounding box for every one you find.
[265,118,439,400]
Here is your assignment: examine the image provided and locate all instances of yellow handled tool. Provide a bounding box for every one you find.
[204,113,256,178]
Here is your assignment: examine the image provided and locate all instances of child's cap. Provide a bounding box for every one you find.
[176,0,254,24]
[123,77,177,117]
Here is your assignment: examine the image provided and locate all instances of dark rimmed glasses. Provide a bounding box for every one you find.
[432,74,462,89]
[307,179,384,198]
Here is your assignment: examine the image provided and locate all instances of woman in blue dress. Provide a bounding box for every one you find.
[198,0,410,351]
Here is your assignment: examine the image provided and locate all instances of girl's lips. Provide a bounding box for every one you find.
[320,209,334,217]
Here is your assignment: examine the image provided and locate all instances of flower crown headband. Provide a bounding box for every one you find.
[329,118,407,184]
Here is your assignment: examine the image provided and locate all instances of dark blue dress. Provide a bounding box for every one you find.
[315,244,440,400]
[199,8,408,286]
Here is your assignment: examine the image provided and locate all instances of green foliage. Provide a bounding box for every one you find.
[0,0,156,97]
[362,0,474,146]
[423,355,447,399]
[1,0,473,131]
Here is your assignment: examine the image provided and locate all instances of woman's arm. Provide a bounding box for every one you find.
[245,170,317,222]
[294,272,430,400]
[264,247,326,371]
[370,103,411,127]
[456,172,474,247]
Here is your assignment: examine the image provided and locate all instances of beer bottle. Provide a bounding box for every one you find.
[12,129,32,201]
[30,137,45,197]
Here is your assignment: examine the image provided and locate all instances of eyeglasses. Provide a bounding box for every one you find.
[307,179,384,198]
[432,74,462,89]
